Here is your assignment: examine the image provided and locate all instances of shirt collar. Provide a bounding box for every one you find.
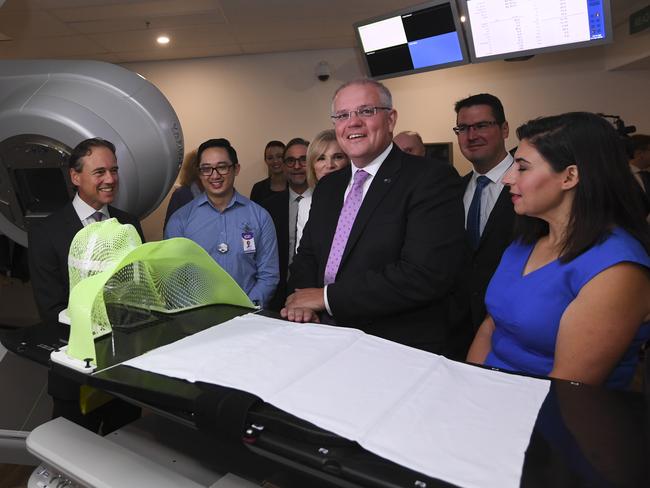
[350,142,393,179]
[474,152,514,184]
[198,190,245,212]
[289,187,313,200]
[72,193,108,221]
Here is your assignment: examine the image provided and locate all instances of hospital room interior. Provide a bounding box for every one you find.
[0,0,649,487]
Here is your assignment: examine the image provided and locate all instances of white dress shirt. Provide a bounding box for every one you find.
[463,153,514,236]
[296,190,313,250]
[72,193,109,226]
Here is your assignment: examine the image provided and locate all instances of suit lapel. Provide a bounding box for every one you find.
[340,148,401,265]
[461,172,472,192]
[279,190,290,240]
[63,201,83,236]
[323,167,351,233]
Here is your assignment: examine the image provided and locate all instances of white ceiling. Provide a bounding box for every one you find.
[0,0,643,64]
[0,0,421,63]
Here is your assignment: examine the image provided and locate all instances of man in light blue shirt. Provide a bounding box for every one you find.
[165,138,279,308]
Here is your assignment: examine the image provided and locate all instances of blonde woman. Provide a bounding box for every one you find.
[306,130,350,187]
[296,130,351,248]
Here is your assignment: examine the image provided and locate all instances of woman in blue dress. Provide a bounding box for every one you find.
[467,112,650,389]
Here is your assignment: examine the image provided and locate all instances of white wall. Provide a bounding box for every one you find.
[123,45,650,241]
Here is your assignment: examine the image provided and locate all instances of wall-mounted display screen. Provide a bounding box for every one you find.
[460,0,612,62]
[354,0,469,79]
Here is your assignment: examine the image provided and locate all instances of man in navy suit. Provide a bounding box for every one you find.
[28,137,143,433]
[453,94,516,335]
[29,138,144,324]
[282,79,467,355]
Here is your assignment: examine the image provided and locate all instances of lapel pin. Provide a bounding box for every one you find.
[384,178,391,183]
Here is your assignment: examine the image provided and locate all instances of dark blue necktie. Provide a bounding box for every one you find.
[467,175,490,249]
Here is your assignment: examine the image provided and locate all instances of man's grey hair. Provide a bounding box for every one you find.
[331,78,393,114]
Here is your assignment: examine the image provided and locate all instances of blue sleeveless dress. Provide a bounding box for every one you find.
[484,228,650,389]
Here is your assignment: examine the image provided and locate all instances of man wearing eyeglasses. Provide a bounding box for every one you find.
[454,93,515,336]
[165,138,279,309]
[282,79,468,356]
[261,138,313,311]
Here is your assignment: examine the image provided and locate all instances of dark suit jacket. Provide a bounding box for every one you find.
[261,190,290,311]
[462,173,516,331]
[28,201,144,323]
[289,146,468,354]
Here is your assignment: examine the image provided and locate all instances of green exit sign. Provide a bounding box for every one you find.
[629,5,650,35]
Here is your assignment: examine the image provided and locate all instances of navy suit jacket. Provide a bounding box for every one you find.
[461,173,516,330]
[289,146,468,354]
[28,201,144,323]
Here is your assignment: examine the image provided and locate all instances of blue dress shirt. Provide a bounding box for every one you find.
[164,191,280,308]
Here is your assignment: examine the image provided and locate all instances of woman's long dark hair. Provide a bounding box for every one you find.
[514,112,650,262]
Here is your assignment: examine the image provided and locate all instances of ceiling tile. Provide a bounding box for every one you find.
[49,0,219,22]
[87,23,237,52]
[0,34,108,57]
[0,11,75,38]
[67,12,225,34]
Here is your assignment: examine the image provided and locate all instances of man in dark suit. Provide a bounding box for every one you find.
[453,94,516,335]
[29,138,144,323]
[28,137,143,433]
[281,79,467,355]
[261,138,312,311]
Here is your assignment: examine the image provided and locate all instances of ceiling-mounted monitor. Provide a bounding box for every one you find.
[354,0,469,80]
[459,0,613,62]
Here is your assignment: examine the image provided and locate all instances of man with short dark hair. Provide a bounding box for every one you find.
[453,93,516,333]
[262,138,313,310]
[29,138,144,323]
[393,130,426,157]
[28,137,144,433]
[282,79,467,355]
[165,138,279,308]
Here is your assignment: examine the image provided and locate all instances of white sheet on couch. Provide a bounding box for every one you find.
[124,313,549,488]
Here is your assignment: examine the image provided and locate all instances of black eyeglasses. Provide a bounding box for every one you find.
[284,155,307,167]
[453,120,500,135]
[331,106,392,123]
[198,164,235,176]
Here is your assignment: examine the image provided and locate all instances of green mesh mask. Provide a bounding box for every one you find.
[66,218,254,364]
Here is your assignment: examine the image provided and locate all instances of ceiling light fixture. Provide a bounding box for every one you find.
[157,35,170,45]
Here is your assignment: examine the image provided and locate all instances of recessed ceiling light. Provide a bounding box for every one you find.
[157,35,170,45]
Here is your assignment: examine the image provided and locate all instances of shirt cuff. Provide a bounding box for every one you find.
[323,285,333,316]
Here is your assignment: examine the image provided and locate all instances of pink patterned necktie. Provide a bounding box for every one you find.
[324,169,370,284]
[91,211,105,223]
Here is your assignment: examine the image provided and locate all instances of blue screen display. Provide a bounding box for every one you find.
[408,32,464,69]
